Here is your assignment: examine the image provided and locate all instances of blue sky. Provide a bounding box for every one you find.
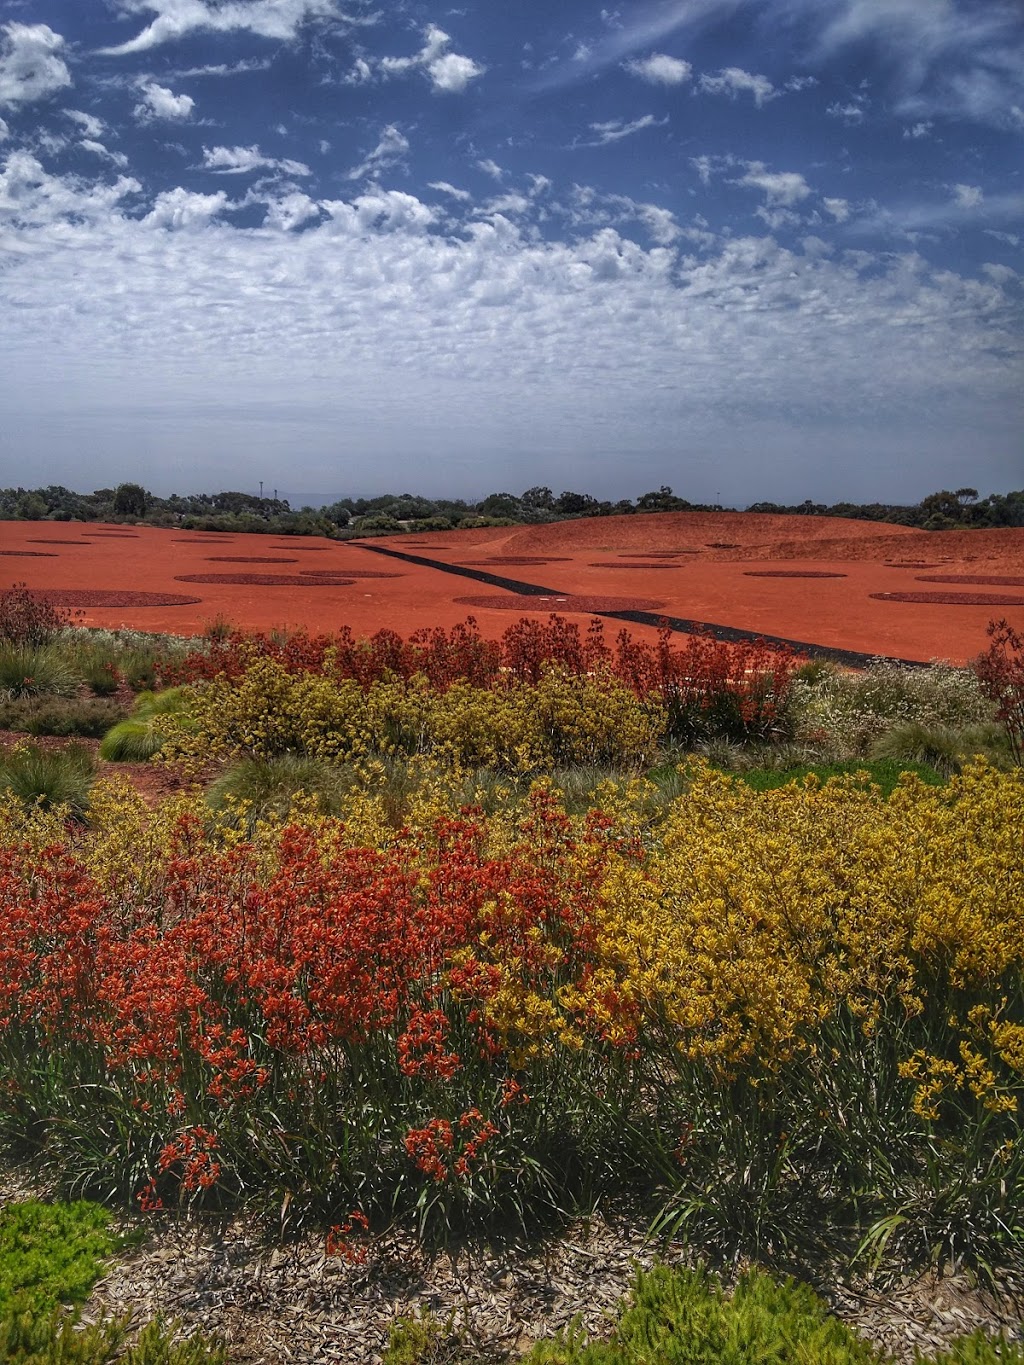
[0,0,1022,507]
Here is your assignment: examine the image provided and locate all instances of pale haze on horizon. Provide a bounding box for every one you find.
[0,0,1022,507]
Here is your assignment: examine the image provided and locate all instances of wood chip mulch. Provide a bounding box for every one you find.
[454,595,666,613]
[68,1209,1023,1365]
[871,592,1024,606]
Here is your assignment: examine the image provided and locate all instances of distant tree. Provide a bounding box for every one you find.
[15,492,46,520]
[636,486,692,513]
[479,492,524,520]
[555,490,599,516]
[113,482,148,516]
[521,486,556,511]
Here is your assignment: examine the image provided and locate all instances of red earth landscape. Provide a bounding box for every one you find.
[1,513,1022,664]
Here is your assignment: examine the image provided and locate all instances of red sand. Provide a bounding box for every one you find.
[207,556,298,563]
[1,513,1022,663]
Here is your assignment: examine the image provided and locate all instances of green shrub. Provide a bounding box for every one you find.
[0,646,80,700]
[523,1264,880,1364]
[0,1200,115,1319]
[0,695,127,739]
[99,688,191,762]
[0,743,95,818]
[926,1333,1024,1365]
[0,1200,224,1365]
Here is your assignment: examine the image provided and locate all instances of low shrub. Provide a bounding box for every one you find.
[520,1263,1023,1365]
[0,695,127,739]
[0,1199,224,1365]
[973,619,1024,766]
[0,585,71,647]
[0,742,95,818]
[206,755,357,831]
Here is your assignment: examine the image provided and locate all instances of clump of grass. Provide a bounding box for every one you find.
[0,743,95,818]
[0,645,80,700]
[99,688,191,762]
[206,754,357,831]
[0,695,127,739]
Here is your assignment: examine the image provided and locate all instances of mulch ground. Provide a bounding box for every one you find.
[916,575,1024,587]
[871,592,1024,606]
[206,556,298,563]
[744,570,847,578]
[455,594,666,612]
[175,574,355,586]
[0,550,57,556]
[29,590,203,607]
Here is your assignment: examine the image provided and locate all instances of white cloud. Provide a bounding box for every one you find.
[826,100,865,123]
[172,58,272,78]
[823,197,851,222]
[624,52,692,85]
[143,186,228,229]
[0,117,8,141]
[262,190,319,231]
[903,120,933,139]
[953,183,983,209]
[585,114,665,146]
[1,156,1020,504]
[0,23,71,108]
[699,67,776,106]
[429,180,471,202]
[201,145,311,176]
[691,154,714,186]
[134,80,195,122]
[346,124,409,180]
[783,0,1024,129]
[477,158,504,180]
[785,75,818,92]
[428,51,484,93]
[80,139,130,169]
[0,151,138,225]
[66,109,105,139]
[738,162,812,206]
[377,24,485,93]
[99,0,348,55]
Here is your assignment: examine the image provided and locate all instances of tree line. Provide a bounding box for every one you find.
[1,482,1021,537]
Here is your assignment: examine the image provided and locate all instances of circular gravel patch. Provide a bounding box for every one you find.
[299,569,404,579]
[455,594,665,613]
[588,561,684,569]
[706,542,740,549]
[29,590,202,607]
[870,591,1024,606]
[0,550,57,557]
[206,556,298,564]
[743,570,847,578]
[28,538,91,544]
[172,538,234,543]
[618,551,695,557]
[176,574,355,586]
[270,544,332,550]
[884,561,942,568]
[915,574,1024,587]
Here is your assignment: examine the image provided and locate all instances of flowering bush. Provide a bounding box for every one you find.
[0,758,1021,1273]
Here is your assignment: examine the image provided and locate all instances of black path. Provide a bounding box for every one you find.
[352,541,924,670]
